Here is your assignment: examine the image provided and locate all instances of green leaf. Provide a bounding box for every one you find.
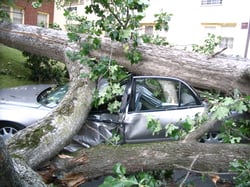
[114,163,126,176]
[120,29,132,40]
[67,32,80,42]
[165,123,179,138]
[211,106,230,120]
[127,49,142,64]
[229,159,250,186]
[182,117,195,132]
[147,116,162,135]
[108,100,121,113]
[234,101,248,113]
[222,97,235,106]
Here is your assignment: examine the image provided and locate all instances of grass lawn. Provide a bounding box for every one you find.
[0,44,35,88]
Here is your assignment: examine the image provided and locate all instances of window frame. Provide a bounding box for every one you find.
[64,0,85,6]
[201,0,223,6]
[128,76,203,113]
[37,11,49,27]
[219,37,234,49]
[12,7,24,24]
[1,5,24,24]
[144,25,154,35]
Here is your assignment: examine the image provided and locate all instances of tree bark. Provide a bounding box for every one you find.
[0,137,26,187]
[0,137,46,186]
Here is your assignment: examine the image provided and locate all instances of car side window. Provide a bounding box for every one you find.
[134,78,179,111]
[180,84,197,106]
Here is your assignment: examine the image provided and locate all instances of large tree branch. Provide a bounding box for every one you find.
[182,120,219,143]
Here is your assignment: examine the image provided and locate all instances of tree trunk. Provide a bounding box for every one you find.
[0,137,26,187]
[0,137,46,186]
[1,23,250,95]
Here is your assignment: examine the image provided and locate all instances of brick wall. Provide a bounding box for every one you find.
[14,0,54,25]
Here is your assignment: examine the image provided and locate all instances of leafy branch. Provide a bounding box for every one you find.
[65,0,173,111]
[192,33,222,55]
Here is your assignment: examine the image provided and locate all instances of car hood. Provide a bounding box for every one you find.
[0,84,53,108]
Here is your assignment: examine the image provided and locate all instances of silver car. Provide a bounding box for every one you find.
[0,84,68,141]
[69,75,206,150]
[0,76,206,146]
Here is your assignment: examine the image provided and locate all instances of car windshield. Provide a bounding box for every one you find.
[38,85,69,108]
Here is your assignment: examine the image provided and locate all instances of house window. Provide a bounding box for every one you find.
[12,8,23,24]
[65,0,84,6]
[145,26,154,35]
[204,26,216,35]
[37,12,49,27]
[66,6,77,12]
[201,0,222,5]
[79,0,85,4]
[1,6,24,24]
[220,37,234,49]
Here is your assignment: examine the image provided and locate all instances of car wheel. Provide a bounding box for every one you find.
[199,131,223,143]
[0,123,23,142]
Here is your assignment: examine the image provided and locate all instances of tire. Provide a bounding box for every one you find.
[199,131,223,143]
[0,122,24,142]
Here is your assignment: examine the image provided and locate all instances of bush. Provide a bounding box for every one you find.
[22,51,68,84]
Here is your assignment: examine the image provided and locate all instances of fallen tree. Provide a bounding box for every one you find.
[0,23,250,185]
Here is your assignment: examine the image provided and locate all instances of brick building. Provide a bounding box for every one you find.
[2,0,54,27]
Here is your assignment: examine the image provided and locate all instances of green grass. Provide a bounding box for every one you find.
[0,44,35,88]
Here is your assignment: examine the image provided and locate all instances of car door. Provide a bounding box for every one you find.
[122,76,205,143]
